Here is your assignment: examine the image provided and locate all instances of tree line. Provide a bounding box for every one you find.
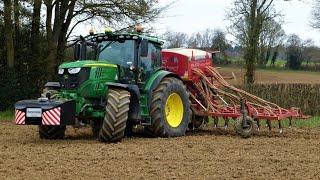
[162,28,320,70]
[0,0,319,110]
[162,1,320,82]
[0,0,165,110]
[162,29,230,60]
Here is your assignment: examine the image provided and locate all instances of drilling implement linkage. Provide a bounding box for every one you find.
[186,66,310,137]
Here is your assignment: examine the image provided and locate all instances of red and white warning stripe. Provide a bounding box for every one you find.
[42,107,61,125]
[15,110,26,125]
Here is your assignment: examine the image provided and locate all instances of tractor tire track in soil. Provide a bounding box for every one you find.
[0,121,320,179]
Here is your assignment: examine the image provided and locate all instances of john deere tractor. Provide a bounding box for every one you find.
[14,30,191,142]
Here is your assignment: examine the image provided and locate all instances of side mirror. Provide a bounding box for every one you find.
[140,39,149,57]
[74,43,81,60]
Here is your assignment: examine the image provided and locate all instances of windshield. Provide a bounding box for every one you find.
[97,40,135,67]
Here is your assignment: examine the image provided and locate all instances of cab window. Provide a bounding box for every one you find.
[139,42,161,81]
[98,40,135,68]
[139,43,161,71]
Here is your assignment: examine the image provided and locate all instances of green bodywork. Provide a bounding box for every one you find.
[140,70,172,120]
[53,32,172,124]
[57,60,118,119]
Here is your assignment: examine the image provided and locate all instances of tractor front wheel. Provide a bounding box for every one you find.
[91,119,102,139]
[147,77,191,137]
[99,89,131,142]
[39,88,66,139]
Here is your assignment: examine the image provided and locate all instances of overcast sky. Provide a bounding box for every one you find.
[75,0,320,46]
[154,0,320,45]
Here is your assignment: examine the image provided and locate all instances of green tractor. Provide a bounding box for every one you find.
[14,30,191,142]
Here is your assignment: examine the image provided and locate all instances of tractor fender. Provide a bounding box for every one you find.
[106,82,140,121]
[145,70,182,110]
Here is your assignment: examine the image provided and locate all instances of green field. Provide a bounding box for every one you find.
[0,110,14,121]
[219,66,320,84]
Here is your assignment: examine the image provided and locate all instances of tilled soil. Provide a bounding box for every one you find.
[0,121,320,180]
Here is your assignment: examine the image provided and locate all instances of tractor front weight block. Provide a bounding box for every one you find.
[14,99,76,126]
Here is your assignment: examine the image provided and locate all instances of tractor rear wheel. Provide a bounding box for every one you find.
[99,89,130,142]
[147,77,191,137]
[39,88,66,139]
[39,125,66,139]
[235,116,254,138]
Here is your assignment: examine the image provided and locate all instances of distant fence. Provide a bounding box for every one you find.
[238,84,320,116]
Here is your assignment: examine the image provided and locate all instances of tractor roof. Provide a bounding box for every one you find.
[137,34,164,45]
[89,32,164,45]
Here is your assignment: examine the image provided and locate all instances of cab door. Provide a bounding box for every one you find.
[138,42,162,84]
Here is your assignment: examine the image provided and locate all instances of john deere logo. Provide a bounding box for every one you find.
[64,75,68,80]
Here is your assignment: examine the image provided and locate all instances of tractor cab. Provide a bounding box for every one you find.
[72,31,163,86]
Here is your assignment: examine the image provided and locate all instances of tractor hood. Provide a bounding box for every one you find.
[59,60,118,69]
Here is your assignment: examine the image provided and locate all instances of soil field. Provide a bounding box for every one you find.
[218,67,320,84]
[1,121,320,179]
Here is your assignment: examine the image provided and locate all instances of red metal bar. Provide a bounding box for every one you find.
[187,67,310,121]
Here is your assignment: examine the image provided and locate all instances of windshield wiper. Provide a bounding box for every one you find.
[99,41,115,54]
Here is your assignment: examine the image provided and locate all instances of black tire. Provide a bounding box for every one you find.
[38,88,66,139]
[91,119,102,139]
[235,116,254,138]
[124,121,134,137]
[147,77,191,137]
[99,89,130,142]
[39,125,66,139]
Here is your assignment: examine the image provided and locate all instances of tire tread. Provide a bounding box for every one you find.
[99,89,130,142]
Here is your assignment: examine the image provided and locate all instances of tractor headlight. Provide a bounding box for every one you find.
[58,69,64,75]
[68,68,81,74]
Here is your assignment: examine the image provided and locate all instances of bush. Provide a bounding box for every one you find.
[0,66,42,111]
[239,84,320,116]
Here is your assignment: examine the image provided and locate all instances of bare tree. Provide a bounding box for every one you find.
[187,33,202,49]
[211,29,230,61]
[163,31,188,48]
[301,39,316,66]
[286,34,303,69]
[31,0,41,62]
[227,0,280,84]
[311,0,320,30]
[185,29,215,50]
[3,0,14,68]
[42,0,167,80]
[199,29,214,50]
[164,28,230,53]
[259,19,285,66]
[0,2,3,21]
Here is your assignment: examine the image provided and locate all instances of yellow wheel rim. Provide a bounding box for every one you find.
[165,93,184,128]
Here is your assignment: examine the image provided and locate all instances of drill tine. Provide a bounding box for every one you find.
[289,117,293,129]
[256,119,261,131]
[224,118,229,129]
[267,120,272,131]
[278,120,283,134]
[214,117,219,128]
